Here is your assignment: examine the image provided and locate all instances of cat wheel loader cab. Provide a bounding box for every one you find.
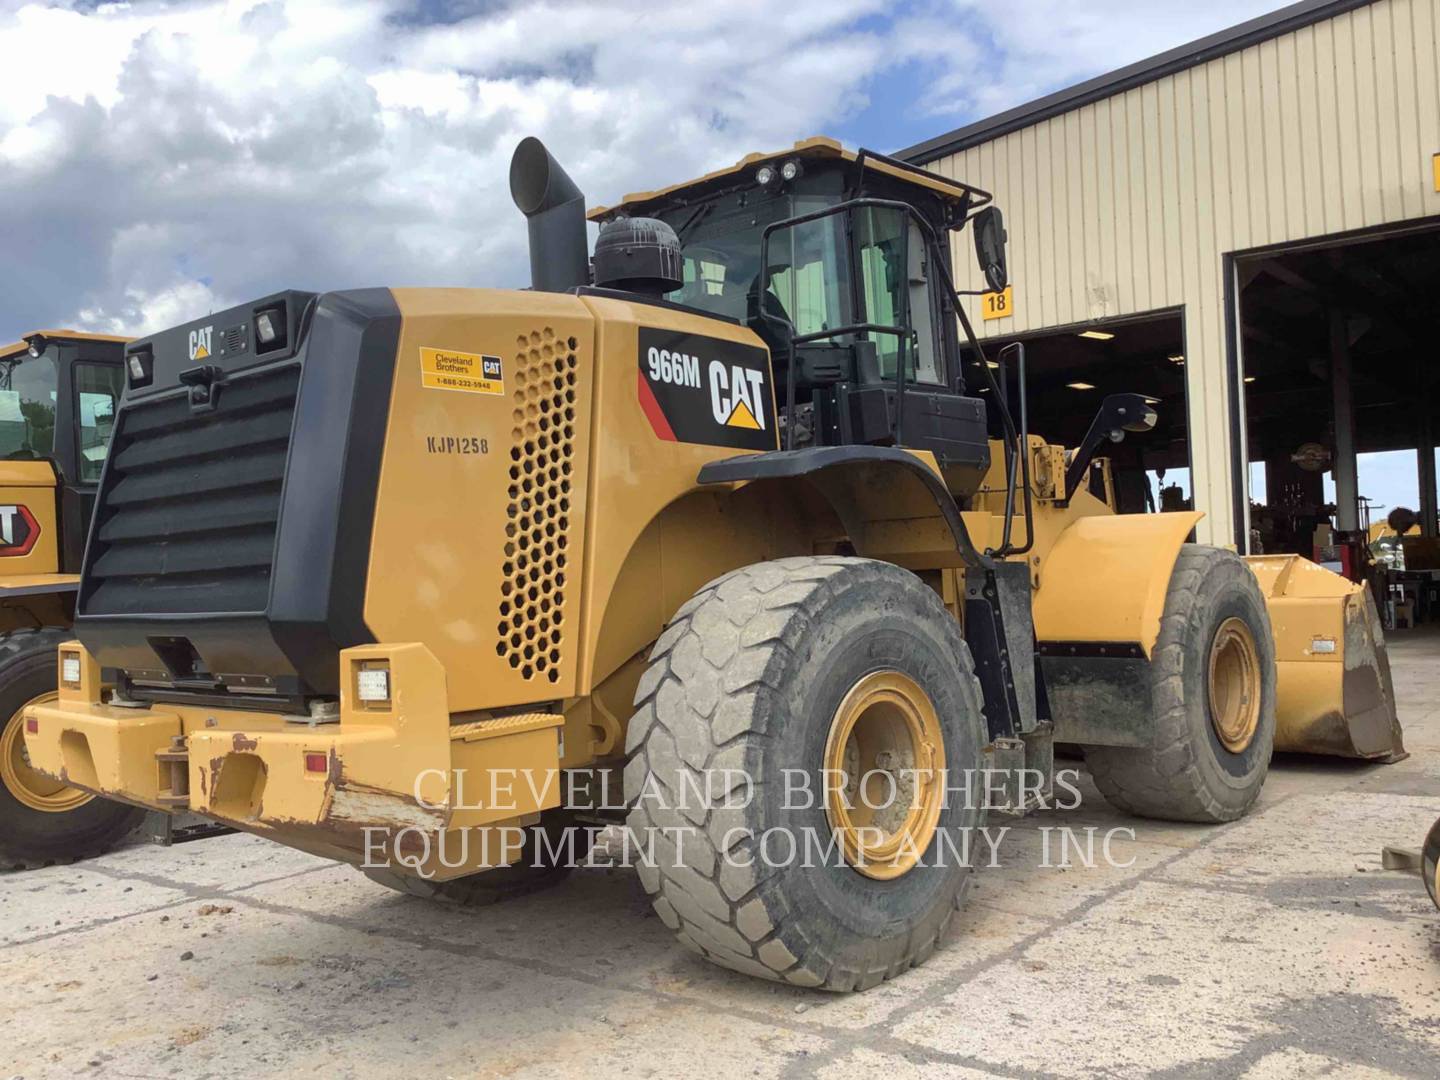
[22,136,1403,989]
[0,330,146,868]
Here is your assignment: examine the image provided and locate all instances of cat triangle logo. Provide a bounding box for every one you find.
[188,325,214,361]
[726,400,761,429]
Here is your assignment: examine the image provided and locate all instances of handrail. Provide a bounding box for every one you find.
[993,342,1035,557]
[849,147,995,212]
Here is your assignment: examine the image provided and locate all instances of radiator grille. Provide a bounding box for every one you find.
[496,328,578,683]
[82,366,300,616]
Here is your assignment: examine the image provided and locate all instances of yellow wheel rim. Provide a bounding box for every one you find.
[1208,617,1261,754]
[823,671,946,881]
[0,692,92,813]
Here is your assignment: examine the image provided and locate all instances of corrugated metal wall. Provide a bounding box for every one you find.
[929,0,1440,545]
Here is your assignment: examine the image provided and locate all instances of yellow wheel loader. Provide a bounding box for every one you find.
[23,137,1403,988]
[0,330,146,868]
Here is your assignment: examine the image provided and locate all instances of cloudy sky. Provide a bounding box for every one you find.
[0,0,1298,344]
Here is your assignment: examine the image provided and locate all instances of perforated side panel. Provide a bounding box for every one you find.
[497,328,579,682]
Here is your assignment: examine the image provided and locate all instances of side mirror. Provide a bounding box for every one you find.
[972,207,1008,293]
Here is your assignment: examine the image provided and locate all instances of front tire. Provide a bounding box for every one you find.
[0,627,146,870]
[625,557,987,991]
[1086,545,1276,823]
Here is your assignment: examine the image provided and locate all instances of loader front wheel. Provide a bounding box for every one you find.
[0,627,146,870]
[626,557,986,991]
[1086,545,1275,823]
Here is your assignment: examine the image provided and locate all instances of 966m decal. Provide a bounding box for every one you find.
[637,328,775,451]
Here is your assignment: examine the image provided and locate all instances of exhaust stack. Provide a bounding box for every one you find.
[510,137,590,293]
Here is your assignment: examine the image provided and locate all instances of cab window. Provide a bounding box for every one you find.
[855,208,944,386]
[668,196,854,338]
[768,209,851,338]
[75,363,122,483]
[0,352,58,462]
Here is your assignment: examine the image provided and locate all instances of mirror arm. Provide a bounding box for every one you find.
[1062,395,1158,502]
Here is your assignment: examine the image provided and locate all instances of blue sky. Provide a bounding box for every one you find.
[0,0,1296,341]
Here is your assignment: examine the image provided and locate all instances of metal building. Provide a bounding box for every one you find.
[901,0,1440,553]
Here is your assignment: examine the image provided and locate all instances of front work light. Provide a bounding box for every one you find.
[25,334,46,359]
[755,165,781,191]
[780,159,803,182]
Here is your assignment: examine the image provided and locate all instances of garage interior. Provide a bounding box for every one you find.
[1235,221,1440,631]
[968,311,1191,514]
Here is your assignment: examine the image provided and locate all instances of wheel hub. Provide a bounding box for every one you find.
[823,670,946,880]
[1208,617,1261,753]
[0,692,92,813]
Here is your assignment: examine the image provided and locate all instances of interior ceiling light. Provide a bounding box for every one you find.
[1243,375,1256,383]
[1077,330,1115,341]
[1067,381,1096,390]
[1168,353,1185,364]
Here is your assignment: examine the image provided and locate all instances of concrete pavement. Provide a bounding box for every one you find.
[3,630,1438,1078]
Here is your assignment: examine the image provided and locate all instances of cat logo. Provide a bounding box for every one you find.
[636,328,775,452]
[188,325,214,361]
[0,504,39,557]
[709,361,766,430]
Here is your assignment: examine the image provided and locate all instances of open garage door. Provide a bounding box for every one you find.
[1235,221,1440,630]
[967,309,1190,514]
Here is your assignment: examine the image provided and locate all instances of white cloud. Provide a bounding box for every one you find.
[897,0,1291,118]
[0,0,1289,339]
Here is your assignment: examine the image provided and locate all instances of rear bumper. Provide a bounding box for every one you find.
[23,641,564,877]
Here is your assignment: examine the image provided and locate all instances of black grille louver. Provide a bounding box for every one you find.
[81,365,300,616]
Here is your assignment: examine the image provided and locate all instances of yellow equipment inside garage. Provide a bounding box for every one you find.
[24,137,1403,989]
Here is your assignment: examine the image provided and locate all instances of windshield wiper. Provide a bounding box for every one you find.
[676,201,717,243]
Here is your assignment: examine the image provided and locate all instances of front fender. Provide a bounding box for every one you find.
[1030,510,1202,657]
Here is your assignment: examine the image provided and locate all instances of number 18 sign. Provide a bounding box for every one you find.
[981,286,1014,321]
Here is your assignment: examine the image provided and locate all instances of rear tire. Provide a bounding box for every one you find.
[0,627,146,870]
[1086,545,1276,823]
[625,556,986,991]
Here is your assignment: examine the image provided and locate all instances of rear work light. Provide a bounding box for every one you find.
[126,346,154,388]
[253,304,288,353]
[356,666,391,704]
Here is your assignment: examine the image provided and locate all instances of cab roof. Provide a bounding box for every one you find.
[0,329,130,361]
[588,136,989,221]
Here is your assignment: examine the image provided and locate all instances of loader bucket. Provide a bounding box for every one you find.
[1244,555,1406,761]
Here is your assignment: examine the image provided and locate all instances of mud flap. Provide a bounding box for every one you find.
[964,562,1038,740]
